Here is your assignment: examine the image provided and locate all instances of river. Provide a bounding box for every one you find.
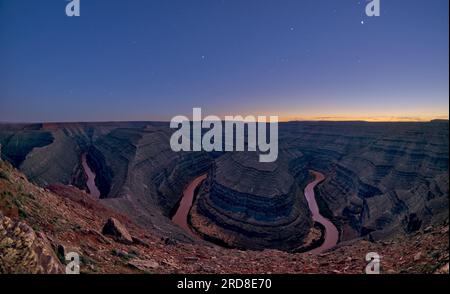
[171,174,207,238]
[304,171,339,254]
[81,153,101,198]
[171,171,338,253]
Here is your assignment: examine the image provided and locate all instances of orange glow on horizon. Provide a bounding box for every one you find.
[217,100,450,123]
[277,114,450,123]
[171,108,450,123]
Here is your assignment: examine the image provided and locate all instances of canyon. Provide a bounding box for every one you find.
[0,120,448,272]
[1,157,448,274]
[303,171,339,254]
[81,153,100,198]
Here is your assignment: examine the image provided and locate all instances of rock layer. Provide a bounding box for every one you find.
[0,155,448,274]
[0,121,448,247]
[0,212,64,274]
[191,152,312,251]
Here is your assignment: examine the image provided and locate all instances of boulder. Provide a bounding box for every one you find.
[102,217,133,244]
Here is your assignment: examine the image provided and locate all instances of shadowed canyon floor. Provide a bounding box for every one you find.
[0,121,449,273]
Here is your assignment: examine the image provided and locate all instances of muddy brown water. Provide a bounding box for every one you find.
[304,171,339,254]
[171,174,207,238]
[81,153,101,198]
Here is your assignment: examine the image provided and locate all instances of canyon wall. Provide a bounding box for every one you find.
[0,121,448,247]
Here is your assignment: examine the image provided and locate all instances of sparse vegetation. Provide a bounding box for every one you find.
[0,170,9,180]
[72,224,83,232]
[0,191,27,218]
[18,208,28,219]
[128,249,140,258]
[50,216,59,225]
[27,192,35,199]
[32,223,41,232]
[111,249,135,261]
[80,254,94,266]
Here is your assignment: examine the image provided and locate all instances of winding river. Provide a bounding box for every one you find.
[171,174,207,238]
[304,171,339,254]
[172,171,338,253]
[81,153,101,198]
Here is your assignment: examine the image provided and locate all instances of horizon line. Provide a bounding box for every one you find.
[1,118,449,125]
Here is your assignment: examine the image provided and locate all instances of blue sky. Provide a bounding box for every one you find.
[0,0,448,122]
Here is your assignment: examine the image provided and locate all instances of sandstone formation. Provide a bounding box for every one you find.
[0,212,63,274]
[191,152,312,250]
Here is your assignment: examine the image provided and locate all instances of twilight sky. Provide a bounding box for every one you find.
[0,0,448,122]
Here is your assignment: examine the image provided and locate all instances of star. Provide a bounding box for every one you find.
[361,20,364,24]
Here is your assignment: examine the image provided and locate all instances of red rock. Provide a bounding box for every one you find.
[102,217,133,244]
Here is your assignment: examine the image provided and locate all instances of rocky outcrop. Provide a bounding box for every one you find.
[102,217,133,244]
[0,124,54,167]
[0,212,63,274]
